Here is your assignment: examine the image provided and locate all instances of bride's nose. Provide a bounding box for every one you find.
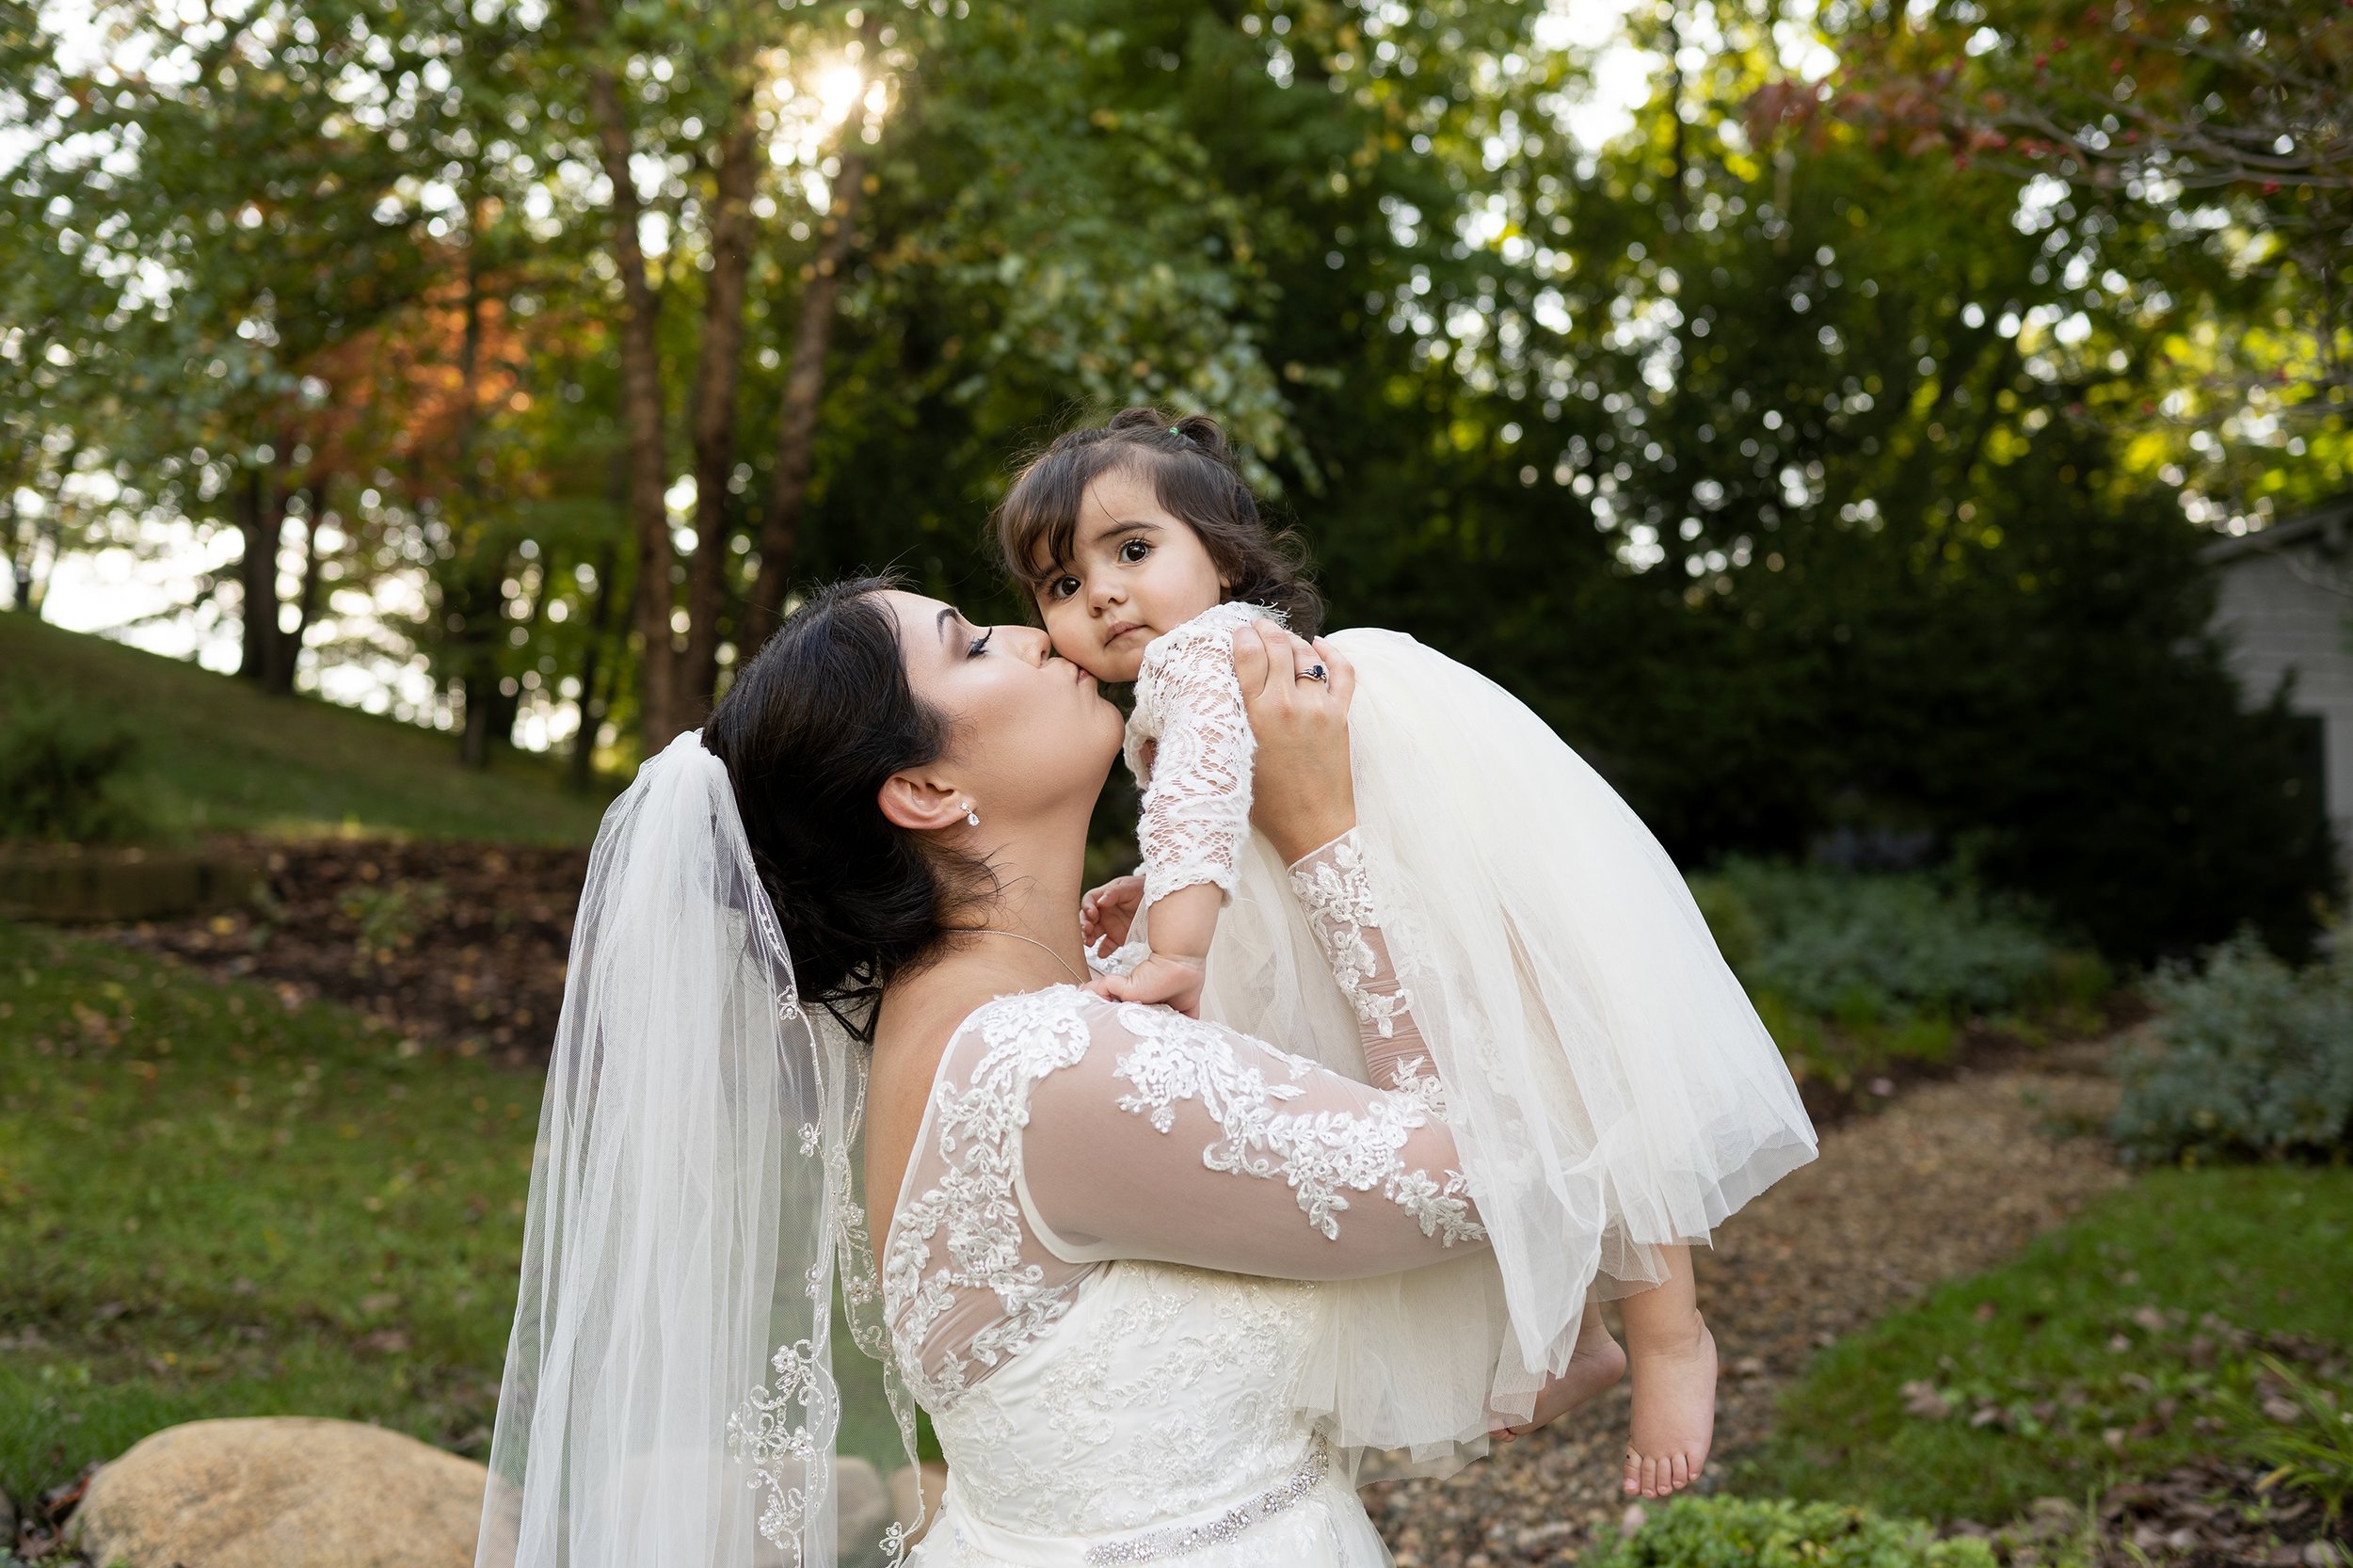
[1010,625,1057,664]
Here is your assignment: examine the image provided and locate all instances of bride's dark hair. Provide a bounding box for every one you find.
[704,576,987,1034]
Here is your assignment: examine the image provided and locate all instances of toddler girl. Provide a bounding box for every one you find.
[991,408,1817,1498]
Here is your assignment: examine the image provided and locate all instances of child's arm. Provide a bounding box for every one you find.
[1088,881,1216,1014]
[1092,609,1264,1013]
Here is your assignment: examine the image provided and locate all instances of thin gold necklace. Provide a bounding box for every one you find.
[960,927,1084,984]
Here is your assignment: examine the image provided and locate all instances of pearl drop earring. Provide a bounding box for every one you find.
[961,801,980,827]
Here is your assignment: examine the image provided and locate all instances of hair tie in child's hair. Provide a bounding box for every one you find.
[1169,424,1183,438]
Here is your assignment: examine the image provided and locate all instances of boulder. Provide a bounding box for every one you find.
[832,1459,891,1568]
[71,1417,486,1568]
[887,1463,952,1551]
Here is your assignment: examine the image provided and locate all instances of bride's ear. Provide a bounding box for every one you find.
[877,772,969,833]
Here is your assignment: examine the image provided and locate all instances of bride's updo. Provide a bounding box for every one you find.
[704,577,987,1030]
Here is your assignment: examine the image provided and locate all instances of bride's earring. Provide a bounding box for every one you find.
[961,800,980,827]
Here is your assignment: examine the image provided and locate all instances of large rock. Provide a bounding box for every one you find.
[72,1417,486,1568]
[888,1463,952,1552]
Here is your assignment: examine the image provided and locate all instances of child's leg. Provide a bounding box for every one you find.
[1492,1298,1626,1440]
[1618,1244,1716,1498]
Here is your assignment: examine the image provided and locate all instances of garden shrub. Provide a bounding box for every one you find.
[1586,1496,1998,1568]
[1689,860,2106,1086]
[2110,931,2353,1164]
[0,700,154,844]
[1701,859,2081,1020]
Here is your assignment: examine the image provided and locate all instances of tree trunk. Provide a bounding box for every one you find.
[234,466,285,686]
[7,504,40,616]
[678,90,763,712]
[741,41,882,660]
[578,0,680,750]
[455,545,512,769]
[569,542,618,789]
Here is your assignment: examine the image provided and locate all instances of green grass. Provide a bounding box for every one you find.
[0,920,905,1506]
[1741,1166,2353,1526]
[0,616,612,845]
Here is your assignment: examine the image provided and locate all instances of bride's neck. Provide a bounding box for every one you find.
[947,819,1092,979]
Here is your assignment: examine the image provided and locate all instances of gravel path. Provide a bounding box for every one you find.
[1363,1041,2130,1567]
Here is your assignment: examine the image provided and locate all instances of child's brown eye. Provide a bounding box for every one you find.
[1119,539,1150,564]
[1052,576,1080,600]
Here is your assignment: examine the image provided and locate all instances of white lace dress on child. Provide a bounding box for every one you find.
[1117,600,1818,1454]
[885,831,1487,1565]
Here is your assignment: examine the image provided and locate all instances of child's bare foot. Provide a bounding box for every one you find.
[1494,1328,1626,1440]
[1623,1316,1716,1498]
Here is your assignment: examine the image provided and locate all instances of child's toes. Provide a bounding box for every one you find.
[1622,1449,1641,1496]
[1669,1452,1690,1492]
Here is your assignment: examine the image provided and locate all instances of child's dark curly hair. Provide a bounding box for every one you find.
[992,408,1322,638]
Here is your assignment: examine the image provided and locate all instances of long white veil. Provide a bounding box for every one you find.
[475,731,918,1568]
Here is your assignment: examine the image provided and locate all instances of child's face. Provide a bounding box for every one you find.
[1034,465,1225,683]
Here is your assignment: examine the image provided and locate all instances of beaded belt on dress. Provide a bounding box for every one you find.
[1080,1439,1331,1566]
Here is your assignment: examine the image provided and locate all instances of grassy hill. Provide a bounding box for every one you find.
[0,616,614,845]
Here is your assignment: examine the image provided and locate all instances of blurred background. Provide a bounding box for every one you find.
[0,0,2346,1563]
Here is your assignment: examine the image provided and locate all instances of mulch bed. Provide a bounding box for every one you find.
[99,835,585,1064]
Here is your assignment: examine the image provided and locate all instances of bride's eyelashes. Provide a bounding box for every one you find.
[966,628,996,660]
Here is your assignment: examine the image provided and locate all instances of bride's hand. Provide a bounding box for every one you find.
[1235,623,1357,863]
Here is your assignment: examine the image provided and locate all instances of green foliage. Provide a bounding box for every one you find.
[1586,1496,1998,1568]
[2110,933,2353,1165]
[0,616,612,844]
[2233,1353,2353,1526]
[1744,1167,2353,1526]
[0,700,154,845]
[5,0,2343,955]
[0,921,909,1500]
[1690,859,2105,1087]
[1704,860,2080,1019]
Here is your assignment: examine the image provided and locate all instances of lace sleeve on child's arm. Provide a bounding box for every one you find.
[1127,609,1260,918]
[1288,829,1444,1109]
[1016,999,1487,1282]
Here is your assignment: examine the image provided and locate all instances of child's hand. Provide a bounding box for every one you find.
[1080,874,1145,951]
[1087,952,1207,1017]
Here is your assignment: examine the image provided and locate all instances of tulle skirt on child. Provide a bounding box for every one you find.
[1201,629,1818,1476]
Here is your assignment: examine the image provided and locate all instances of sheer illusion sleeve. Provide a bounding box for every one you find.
[1121,602,1271,919]
[1017,997,1484,1280]
[1019,831,1482,1279]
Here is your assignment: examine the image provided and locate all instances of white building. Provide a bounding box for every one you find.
[2204,498,2353,866]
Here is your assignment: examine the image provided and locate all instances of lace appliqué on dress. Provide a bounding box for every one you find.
[1288,833,1416,1042]
[1124,602,1275,917]
[1106,1002,1482,1247]
[882,988,1096,1413]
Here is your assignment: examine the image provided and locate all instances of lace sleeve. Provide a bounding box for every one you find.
[1123,603,1270,918]
[1016,994,1486,1280]
[1287,829,1443,1109]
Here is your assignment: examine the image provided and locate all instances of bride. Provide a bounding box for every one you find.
[476,578,1608,1568]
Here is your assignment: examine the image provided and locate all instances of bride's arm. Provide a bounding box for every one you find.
[1017,1001,1487,1280]
[1235,627,1436,1096]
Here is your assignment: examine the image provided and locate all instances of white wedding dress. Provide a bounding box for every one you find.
[1114,603,1817,1420]
[884,833,1485,1567]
